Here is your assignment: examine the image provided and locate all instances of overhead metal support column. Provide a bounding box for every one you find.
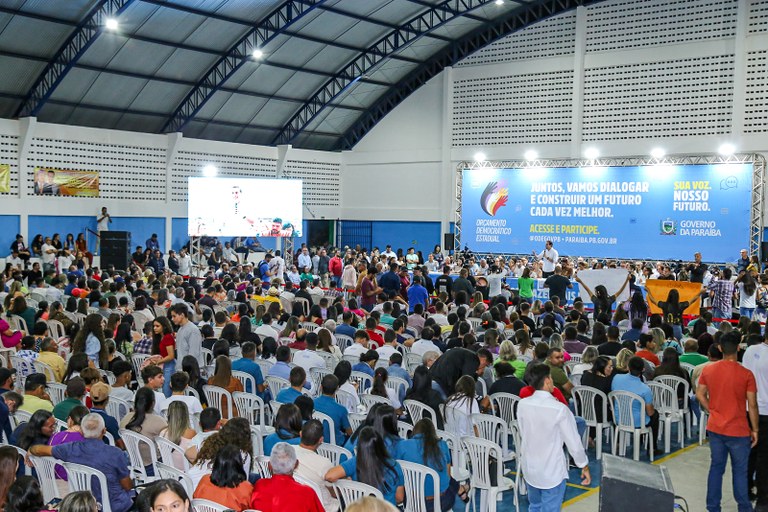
[272,0,504,147]
[162,0,328,134]
[337,0,607,151]
[15,0,137,118]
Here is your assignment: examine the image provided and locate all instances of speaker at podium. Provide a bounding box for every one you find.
[100,231,131,271]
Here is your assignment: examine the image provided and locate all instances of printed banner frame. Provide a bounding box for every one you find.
[33,167,99,197]
[0,164,9,193]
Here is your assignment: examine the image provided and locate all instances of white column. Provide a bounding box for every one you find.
[440,67,455,241]
[570,5,587,159]
[165,132,183,252]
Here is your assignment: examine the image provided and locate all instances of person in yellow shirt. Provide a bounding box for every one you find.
[18,373,54,414]
[36,337,67,382]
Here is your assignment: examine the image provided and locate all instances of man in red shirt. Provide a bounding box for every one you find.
[250,442,324,512]
[329,251,343,286]
[697,331,759,512]
[635,333,661,366]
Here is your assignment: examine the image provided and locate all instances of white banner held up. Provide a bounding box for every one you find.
[575,268,632,303]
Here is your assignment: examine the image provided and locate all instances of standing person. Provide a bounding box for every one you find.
[697,332,759,512]
[96,207,112,255]
[150,316,176,398]
[735,270,758,320]
[543,266,572,305]
[574,271,630,323]
[171,303,202,368]
[646,286,705,341]
[708,267,734,324]
[744,333,768,511]
[687,252,708,284]
[518,364,590,509]
[533,240,558,278]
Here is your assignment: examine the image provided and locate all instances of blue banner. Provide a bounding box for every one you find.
[461,163,752,261]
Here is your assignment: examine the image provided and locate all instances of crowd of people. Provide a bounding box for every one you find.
[0,237,765,512]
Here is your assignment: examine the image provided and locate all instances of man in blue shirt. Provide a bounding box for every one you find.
[88,382,125,450]
[407,276,429,313]
[379,262,402,297]
[335,312,358,339]
[611,356,661,456]
[276,366,306,404]
[387,353,412,404]
[30,413,134,512]
[268,346,311,390]
[313,374,352,446]
[231,342,266,397]
[352,350,378,391]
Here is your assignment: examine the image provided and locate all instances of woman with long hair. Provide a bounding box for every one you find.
[623,290,649,332]
[653,347,691,406]
[238,317,260,348]
[48,405,89,495]
[13,410,55,451]
[120,387,168,475]
[5,476,44,512]
[192,444,253,510]
[160,401,196,469]
[326,427,405,507]
[181,356,207,406]
[444,375,480,438]
[369,367,402,413]
[614,348,634,375]
[0,446,17,511]
[735,269,758,320]
[517,266,534,304]
[394,418,468,509]
[8,297,35,334]
[190,418,253,490]
[150,316,176,397]
[576,272,630,322]
[59,491,98,512]
[208,355,243,417]
[646,286,705,340]
[404,365,444,429]
[263,403,303,455]
[71,313,108,368]
[345,403,400,453]
[62,352,89,382]
[333,360,360,412]
[317,328,341,359]
[279,316,300,339]
[514,328,534,359]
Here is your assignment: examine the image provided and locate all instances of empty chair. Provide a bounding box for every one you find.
[489,392,520,428]
[462,436,519,512]
[648,381,685,453]
[608,390,655,462]
[471,413,515,463]
[64,462,113,512]
[398,460,441,512]
[156,462,195,497]
[436,429,469,483]
[571,386,612,459]
[654,374,692,437]
[233,392,273,434]
[105,396,131,423]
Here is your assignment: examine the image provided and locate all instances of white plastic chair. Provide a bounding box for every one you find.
[310,367,333,395]
[47,382,67,405]
[313,410,337,446]
[120,429,160,483]
[12,410,32,429]
[265,376,290,397]
[361,393,390,410]
[680,362,696,376]
[156,462,195,496]
[572,385,613,459]
[46,319,66,340]
[471,413,516,463]
[318,443,352,466]
[191,499,230,512]
[64,462,112,512]
[255,359,273,377]
[462,436,518,512]
[349,412,366,432]
[29,455,61,503]
[404,399,438,426]
[385,375,409,400]
[156,436,191,471]
[489,392,520,428]
[654,374,692,437]
[9,315,29,335]
[255,454,272,478]
[342,354,360,365]
[608,390,654,462]
[350,371,372,397]
[436,429,469,483]
[294,473,325,505]
[335,334,353,352]
[399,460,441,512]
[333,479,383,507]
[699,409,709,445]
[405,353,422,374]
[200,348,214,366]
[202,385,234,419]
[335,388,358,413]
[648,381,685,453]
[316,350,338,369]
[33,361,56,382]
[232,370,256,395]
[397,420,413,439]
[105,396,132,422]
[233,391,273,434]
[301,322,320,332]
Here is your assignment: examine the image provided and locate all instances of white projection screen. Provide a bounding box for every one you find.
[187,177,303,237]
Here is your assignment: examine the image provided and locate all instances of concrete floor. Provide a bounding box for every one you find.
[564,443,742,511]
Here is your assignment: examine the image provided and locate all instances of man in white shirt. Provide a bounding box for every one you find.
[141,365,167,416]
[429,302,449,327]
[293,332,325,374]
[96,206,112,254]
[270,250,286,281]
[163,372,203,425]
[743,337,768,509]
[377,329,401,361]
[255,314,281,341]
[221,242,238,264]
[41,237,56,273]
[295,419,340,512]
[344,330,370,359]
[518,364,590,508]
[382,245,397,261]
[298,247,312,274]
[533,240,559,278]
[409,326,441,357]
[177,247,192,277]
[7,250,23,271]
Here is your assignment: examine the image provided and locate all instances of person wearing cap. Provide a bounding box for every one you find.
[0,368,17,394]
[89,382,125,450]
[53,377,87,422]
[36,337,66,382]
[18,373,53,414]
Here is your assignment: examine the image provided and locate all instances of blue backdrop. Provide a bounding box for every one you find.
[461,163,753,261]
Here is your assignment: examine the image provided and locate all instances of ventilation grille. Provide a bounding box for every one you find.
[748,0,768,33]
[283,159,341,207]
[170,151,277,202]
[458,11,576,66]
[0,135,19,196]
[586,0,738,52]
[745,50,768,132]
[582,55,734,140]
[452,70,574,146]
[25,139,166,199]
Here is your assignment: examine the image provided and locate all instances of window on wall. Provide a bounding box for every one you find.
[337,221,372,252]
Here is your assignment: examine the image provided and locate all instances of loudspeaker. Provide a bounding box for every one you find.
[761,242,768,262]
[443,233,455,251]
[100,231,131,271]
[599,454,674,512]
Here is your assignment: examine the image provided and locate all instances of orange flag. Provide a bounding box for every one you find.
[646,279,702,316]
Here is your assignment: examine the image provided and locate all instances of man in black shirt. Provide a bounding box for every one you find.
[543,265,572,303]
[518,302,537,332]
[434,265,453,298]
[452,268,475,299]
[599,325,624,356]
[488,362,525,396]
[686,251,708,284]
[430,347,490,397]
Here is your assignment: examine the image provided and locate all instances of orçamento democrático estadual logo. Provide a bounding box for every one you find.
[480,181,509,216]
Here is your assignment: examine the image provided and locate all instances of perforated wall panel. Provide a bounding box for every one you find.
[170,152,277,203]
[452,70,574,146]
[745,51,768,133]
[585,0,737,52]
[283,159,340,207]
[748,0,768,34]
[25,139,166,200]
[458,11,576,66]
[582,55,734,140]
[0,135,19,196]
